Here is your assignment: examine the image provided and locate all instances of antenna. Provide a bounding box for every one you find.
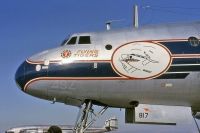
[134,5,139,28]
[106,22,111,30]
[105,5,140,30]
[105,20,124,31]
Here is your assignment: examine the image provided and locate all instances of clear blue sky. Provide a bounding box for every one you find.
[1,0,200,132]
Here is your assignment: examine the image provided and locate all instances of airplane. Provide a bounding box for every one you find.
[6,117,118,133]
[15,7,200,133]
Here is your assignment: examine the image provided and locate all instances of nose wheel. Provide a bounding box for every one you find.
[73,100,108,133]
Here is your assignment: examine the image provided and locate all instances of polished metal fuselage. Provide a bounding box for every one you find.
[15,22,200,111]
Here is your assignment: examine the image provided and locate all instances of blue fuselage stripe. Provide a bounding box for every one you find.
[172,58,200,64]
[161,41,200,54]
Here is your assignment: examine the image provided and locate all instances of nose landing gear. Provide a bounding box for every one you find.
[73,100,108,133]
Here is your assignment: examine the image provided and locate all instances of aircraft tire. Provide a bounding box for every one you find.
[48,125,62,133]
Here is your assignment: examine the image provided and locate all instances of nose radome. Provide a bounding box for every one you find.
[15,60,48,100]
[15,61,26,91]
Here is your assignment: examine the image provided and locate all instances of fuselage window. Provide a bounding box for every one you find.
[188,37,199,47]
[78,36,91,44]
[105,44,112,50]
[67,37,77,45]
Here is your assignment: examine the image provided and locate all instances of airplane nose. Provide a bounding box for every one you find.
[15,60,48,99]
[15,61,26,91]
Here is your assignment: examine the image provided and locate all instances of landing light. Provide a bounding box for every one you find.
[36,65,41,71]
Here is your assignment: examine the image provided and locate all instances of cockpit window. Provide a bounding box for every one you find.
[78,36,91,44]
[67,36,77,45]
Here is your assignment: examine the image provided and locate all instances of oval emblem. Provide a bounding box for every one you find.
[112,42,172,79]
[61,50,72,58]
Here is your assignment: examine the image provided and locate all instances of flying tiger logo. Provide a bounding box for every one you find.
[61,50,72,58]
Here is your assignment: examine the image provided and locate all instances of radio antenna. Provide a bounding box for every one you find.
[134,5,139,28]
[106,19,125,30]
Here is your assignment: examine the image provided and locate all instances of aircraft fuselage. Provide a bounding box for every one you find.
[15,22,200,111]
